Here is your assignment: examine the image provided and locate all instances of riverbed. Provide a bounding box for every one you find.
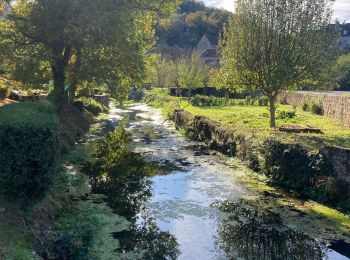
[100,103,350,259]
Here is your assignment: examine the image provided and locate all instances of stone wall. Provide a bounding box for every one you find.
[280,92,350,128]
[323,146,350,185]
[172,109,350,190]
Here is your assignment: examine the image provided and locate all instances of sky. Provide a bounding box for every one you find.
[203,0,350,22]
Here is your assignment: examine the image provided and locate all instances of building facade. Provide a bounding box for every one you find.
[197,34,220,67]
[337,23,350,53]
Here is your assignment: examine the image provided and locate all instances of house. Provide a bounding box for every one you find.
[336,23,350,53]
[197,33,220,67]
[329,23,350,53]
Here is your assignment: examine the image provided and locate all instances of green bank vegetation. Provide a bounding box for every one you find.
[144,90,350,212]
[0,99,120,258]
[226,158,350,243]
[145,89,350,150]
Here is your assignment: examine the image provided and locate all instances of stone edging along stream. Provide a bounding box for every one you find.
[170,109,350,197]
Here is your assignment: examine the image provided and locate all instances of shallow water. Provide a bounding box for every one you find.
[102,103,349,260]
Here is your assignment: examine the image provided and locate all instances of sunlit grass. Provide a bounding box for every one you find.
[147,89,350,149]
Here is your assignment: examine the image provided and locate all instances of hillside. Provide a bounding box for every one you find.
[155,0,231,56]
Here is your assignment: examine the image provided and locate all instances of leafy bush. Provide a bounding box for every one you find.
[301,98,323,115]
[191,95,232,107]
[244,96,255,106]
[310,102,323,115]
[262,140,313,189]
[257,96,269,106]
[190,95,269,107]
[278,110,296,119]
[261,140,340,196]
[247,152,260,172]
[84,119,132,175]
[77,81,107,97]
[78,97,108,116]
[302,101,309,111]
[0,85,10,100]
[0,101,60,203]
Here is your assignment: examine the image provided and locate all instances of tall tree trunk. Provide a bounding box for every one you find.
[51,55,67,105]
[69,49,81,102]
[268,95,277,128]
[51,46,71,105]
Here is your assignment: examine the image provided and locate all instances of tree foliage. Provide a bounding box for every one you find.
[0,0,178,104]
[332,54,350,90]
[146,54,177,89]
[178,52,209,91]
[220,0,336,127]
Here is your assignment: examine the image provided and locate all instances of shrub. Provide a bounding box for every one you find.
[258,96,269,106]
[244,96,255,106]
[0,101,60,203]
[278,110,296,119]
[261,140,340,196]
[301,98,323,115]
[261,140,312,189]
[191,95,232,107]
[247,152,260,172]
[73,100,85,112]
[310,102,323,115]
[0,86,10,100]
[302,101,309,111]
[79,97,108,116]
[190,95,271,107]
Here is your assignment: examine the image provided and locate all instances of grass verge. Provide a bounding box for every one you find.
[145,88,350,150]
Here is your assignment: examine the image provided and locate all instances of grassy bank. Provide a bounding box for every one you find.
[144,89,350,211]
[0,99,123,259]
[145,89,350,150]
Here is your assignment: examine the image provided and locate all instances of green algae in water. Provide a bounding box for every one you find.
[83,122,180,259]
[52,201,129,260]
[226,158,350,244]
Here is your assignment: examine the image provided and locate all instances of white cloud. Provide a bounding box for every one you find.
[221,0,234,11]
[332,0,350,22]
[202,0,350,22]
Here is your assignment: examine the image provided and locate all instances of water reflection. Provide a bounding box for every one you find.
[114,215,180,259]
[83,124,180,259]
[86,152,154,219]
[213,199,327,260]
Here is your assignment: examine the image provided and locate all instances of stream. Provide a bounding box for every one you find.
[91,103,350,259]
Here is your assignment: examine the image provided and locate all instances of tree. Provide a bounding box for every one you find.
[332,54,350,90]
[220,0,336,128]
[0,0,178,104]
[178,52,209,93]
[146,54,173,89]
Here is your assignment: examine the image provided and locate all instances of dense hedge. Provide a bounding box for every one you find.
[190,95,269,107]
[0,86,10,100]
[0,101,60,202]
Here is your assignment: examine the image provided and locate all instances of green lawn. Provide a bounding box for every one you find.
[147,89,350,150]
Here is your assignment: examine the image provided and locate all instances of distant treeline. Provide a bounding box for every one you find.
[155,0,231,56]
